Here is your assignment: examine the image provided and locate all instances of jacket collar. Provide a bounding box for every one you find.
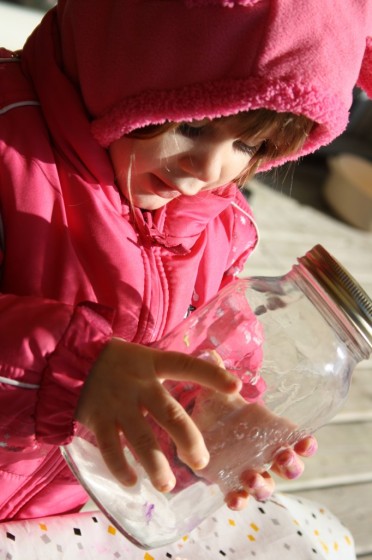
[130,183,238,254]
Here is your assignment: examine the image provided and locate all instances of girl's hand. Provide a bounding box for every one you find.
[225,435,318,510]
[75,338,241,493]
[188,350,318,510]
[190,387,318,510]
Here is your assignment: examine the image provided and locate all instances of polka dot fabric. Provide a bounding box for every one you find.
[0,493,355,559]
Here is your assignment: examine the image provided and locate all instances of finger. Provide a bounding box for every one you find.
[294,435,318,457]
[119,412,176,492]
[153,350,241,394]
[271,448,304,480]
[225,488,249,511]
[94,423,138,487]
[241,471,275,501]
[143,384,210,471]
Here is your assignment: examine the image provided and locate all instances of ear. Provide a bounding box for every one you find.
[357,36,372,98]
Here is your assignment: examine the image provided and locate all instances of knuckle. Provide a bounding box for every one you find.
[131,430,155,452]
[162,400,189,427]
[167,351,200,377]
[99,442,121,464]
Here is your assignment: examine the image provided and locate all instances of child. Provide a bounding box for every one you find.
[0,0,371,557]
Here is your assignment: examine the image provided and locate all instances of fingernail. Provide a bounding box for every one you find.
[255,487,272,501]
[194,452,210,470]
[158,477,176,493]
[302,438,318,457]
[283,465,303,479]
[246,473,263,490]
[277,453,302,479]
[229,496,247,510]
[120,472,137,486]
[227,489,248,510]
[277,451,294,467]
[231,377,242,392]
[181,451,209,471]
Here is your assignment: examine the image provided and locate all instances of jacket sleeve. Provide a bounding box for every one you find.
[0,293,114,450]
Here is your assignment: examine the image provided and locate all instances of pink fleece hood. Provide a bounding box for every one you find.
[43,0,372,164]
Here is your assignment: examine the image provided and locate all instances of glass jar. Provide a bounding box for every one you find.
[61,244,372,549]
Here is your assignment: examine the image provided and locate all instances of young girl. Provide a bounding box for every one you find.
[0,0,371,558]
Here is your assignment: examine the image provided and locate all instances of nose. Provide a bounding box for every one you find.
[178,143,225,187]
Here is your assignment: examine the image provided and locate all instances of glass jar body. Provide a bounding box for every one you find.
[62,271,362,549]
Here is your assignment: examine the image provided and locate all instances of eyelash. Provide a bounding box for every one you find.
[177,123,259,156]
[177,123,204,138]
[234,141,259,156]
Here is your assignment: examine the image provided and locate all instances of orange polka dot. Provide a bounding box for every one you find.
[247,534,256,542]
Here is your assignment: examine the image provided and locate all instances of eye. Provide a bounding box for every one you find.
[233,140,260,156]
[177,120,210,138]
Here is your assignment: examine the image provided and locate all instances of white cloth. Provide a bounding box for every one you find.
[0,493,355,560]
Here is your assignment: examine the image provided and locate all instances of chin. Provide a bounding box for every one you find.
[132,196,170,211]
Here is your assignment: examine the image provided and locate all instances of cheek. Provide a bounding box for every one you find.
[109,139,133,180]
[223,157,251,182]
[134,150,158,173]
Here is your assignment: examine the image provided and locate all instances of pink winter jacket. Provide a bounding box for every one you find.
[0,51,258,520]
[3,0,370,523]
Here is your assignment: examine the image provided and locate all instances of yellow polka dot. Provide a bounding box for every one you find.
[344,535,352,546]
[320,540,329,553]
[292,518,300,526]
[182,535,189,542]
[228,518,236,526]
[144,553,155,560]
[247,534,256,542]
[314,529,319,536]
[334,542,339,551]
[183,333,190,347]
[107,525,117,535]
[250,522,259,532]
[39,523,47,532]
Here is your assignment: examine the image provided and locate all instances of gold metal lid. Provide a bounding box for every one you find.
[297,244,372,352]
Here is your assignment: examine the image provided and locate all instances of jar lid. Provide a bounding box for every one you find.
[297,244,372,352]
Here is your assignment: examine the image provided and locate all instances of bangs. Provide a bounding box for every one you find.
[233,109,315,184]
[126,109,315,184]
[237,109,315,161]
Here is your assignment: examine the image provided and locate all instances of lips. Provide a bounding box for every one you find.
[151,174,181,199]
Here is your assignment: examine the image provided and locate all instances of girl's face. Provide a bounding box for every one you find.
[109,116,264,210]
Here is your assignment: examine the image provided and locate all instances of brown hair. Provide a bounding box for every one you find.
[127,109,315,186]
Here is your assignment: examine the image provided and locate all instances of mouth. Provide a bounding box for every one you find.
[152,174,181,199]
